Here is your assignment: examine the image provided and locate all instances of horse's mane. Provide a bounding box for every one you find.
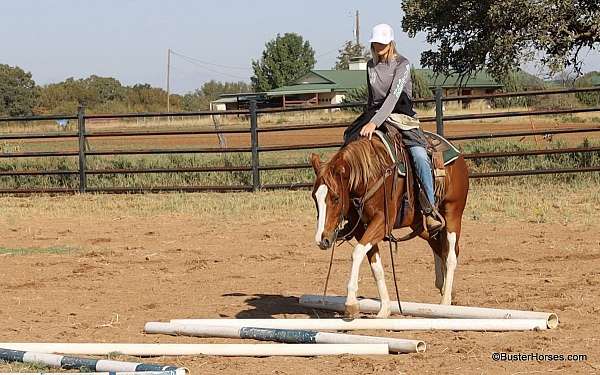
[320,138,388,191]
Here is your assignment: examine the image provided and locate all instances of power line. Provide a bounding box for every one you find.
[174,54,249,80]
[170,50,249,71]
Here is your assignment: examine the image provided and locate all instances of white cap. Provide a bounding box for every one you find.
[369,23,395,45]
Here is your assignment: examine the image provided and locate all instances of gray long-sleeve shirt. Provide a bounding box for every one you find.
[367,54,414,127]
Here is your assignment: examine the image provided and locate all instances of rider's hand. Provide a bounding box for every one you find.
[360,122,377,140]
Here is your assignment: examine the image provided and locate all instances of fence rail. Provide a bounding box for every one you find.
[0,86,599,194]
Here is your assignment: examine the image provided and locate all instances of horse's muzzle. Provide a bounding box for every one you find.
[318,238,331,250]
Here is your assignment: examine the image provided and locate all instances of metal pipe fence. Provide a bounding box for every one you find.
[0,86,598,194]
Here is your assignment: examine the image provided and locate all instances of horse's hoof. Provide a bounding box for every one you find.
[344,303,360,319]
[376,309,391,319]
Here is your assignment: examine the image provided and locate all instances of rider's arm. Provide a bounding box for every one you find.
[369,60,411,128]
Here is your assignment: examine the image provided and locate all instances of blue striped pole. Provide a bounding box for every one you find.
[0,348,187,374]
[144,323,425,353]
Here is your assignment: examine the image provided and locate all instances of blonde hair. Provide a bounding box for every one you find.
[371,41,398,65]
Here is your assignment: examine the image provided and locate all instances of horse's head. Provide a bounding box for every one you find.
[310,153,351,250]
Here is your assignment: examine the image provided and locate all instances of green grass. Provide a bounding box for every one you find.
[0,246,74,256]
[0,360,53,372]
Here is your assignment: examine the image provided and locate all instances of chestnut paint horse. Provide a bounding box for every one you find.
[310,137,469,318]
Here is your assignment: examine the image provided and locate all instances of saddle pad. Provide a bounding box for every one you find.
[373,130,461,177]
[422,130,461,165]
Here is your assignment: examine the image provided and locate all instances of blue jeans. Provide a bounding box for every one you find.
[408,146,435,208]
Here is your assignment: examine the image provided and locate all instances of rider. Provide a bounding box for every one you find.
[345,23,443,233]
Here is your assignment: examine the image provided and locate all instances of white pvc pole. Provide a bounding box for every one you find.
[144,323,425,353]
[0,343,389,357]
[299,295,559,329]
[168,318,548,331]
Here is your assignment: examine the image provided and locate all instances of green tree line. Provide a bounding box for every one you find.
[0,63,253,116]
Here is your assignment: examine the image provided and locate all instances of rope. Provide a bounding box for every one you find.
[382,165,404,315]
[322,239,336,300]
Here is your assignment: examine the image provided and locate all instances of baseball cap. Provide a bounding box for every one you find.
[369,24,395,44]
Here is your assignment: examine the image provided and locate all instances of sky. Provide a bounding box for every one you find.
[2,0,600,94]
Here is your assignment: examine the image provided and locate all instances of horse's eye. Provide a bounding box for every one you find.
[333,196,340,204]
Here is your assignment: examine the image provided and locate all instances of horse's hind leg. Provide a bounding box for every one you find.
[367,245,391,318]
[439,205,463,305]
[427,235,446,295]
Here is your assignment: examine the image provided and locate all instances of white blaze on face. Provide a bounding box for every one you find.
[314,184,328,244]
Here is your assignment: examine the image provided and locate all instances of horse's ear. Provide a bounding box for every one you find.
[310,153,321,175]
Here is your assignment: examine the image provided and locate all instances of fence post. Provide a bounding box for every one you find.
[77,105,87,193]
[249,100,260,191]
[435,86,444,136]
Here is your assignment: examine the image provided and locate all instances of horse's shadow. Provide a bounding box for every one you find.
[223,293,339,319]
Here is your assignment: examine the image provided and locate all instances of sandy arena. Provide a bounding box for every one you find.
[0,189,599,374]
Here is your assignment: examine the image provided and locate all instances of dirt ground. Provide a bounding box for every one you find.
[1,193,599,374]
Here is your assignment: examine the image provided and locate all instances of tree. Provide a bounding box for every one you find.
[251,33,316,92]
[342,69,433,111]
[334,41,370,70]
[39,78,176,114]
[575,71,600,106]
[182,80,253,111]
[402,0,600,80]
[411,68,433,104]
[0,64,38,116]
[200,80,252,101]
[492,70,546,107]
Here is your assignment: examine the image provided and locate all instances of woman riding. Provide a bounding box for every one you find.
[343,23,442,233]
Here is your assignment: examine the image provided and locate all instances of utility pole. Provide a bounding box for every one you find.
[166,48,171,113]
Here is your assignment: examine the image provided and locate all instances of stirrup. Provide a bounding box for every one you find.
[425,211,445,238]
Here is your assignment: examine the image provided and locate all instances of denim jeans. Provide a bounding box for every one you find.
[408,145,435,207]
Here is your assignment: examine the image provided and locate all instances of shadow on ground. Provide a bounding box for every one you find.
[223,293,339,319]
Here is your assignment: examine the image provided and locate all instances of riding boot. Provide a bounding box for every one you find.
[425,214,443,233]
[422,205,443,233]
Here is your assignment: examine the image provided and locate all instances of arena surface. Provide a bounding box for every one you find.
[1,192,599,374]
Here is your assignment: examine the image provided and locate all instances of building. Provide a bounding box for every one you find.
[267,69,366,108]
[211,61,504,110]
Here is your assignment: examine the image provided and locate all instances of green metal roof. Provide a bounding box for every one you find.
[310,70,368,89]
[267,86,336,97]
[265,68,502,97]
[268,70,367,97]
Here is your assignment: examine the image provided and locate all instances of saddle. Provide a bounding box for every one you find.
[373,124,460,230]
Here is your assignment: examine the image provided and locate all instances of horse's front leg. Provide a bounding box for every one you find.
[367,244,391,318]
[345,216,385,318]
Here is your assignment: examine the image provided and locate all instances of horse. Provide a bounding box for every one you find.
[310,136,469,318]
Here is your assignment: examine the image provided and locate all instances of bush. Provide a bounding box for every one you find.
[341,86,368,113]
[575,72,600,106]
[492,70,545,108]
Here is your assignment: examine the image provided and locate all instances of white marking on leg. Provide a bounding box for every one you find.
[314,184,328,244]
[346,242,372,306]
[434,252,444,294]
[370,251,391,317]
[441,232,457,305]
